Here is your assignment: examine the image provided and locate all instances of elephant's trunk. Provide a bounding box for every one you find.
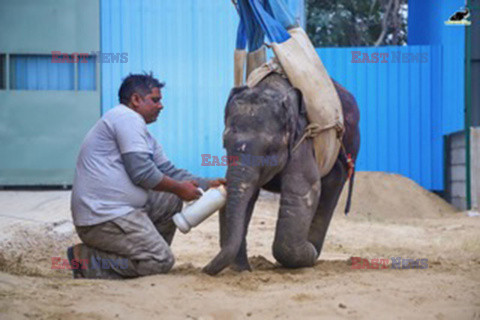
[203,162,259,275]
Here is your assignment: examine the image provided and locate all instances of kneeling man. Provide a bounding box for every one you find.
[69,73,225,279]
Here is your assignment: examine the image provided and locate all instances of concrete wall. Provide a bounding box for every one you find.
[445,128,480,210]
[0,0,100,186]
[470,128,480,210]
[445,131,466,210]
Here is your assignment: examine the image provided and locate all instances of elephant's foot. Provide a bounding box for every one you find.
[203,249,236,275]
[230,261,252,272]
[230,247,252,272]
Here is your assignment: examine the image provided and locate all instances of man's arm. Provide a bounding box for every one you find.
[151,140,212,190]
[156,160,210,190]
[122,152,201,201]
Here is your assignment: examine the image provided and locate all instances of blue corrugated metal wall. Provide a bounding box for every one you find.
[101,0,238,179]
[318,46,447,190]
[407,0,466,190]
[409,0,466,136]
[100,0,465,191]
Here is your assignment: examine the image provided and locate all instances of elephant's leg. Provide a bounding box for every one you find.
[272,142,321,268]
[219,189,259,272]
[308,159,348,256]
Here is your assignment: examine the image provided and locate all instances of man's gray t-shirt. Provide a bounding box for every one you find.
[71,104,201,226]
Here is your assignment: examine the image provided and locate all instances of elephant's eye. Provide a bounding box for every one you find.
[224,126,238,136]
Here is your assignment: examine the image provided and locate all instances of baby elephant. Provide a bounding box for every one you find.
[203,73,360,275]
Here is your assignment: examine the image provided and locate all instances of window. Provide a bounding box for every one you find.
[0,54,5,90]
[78,55,96,91]
[8,53,97,91]
[10,54,74,90]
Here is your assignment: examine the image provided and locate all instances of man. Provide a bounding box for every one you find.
[69,73,225,279]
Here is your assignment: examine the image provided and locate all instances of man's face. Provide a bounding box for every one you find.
[131,87,163,124]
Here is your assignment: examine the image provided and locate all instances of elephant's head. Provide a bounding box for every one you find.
[203,74,305,275]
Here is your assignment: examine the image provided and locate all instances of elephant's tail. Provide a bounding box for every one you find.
[344,155,355,215]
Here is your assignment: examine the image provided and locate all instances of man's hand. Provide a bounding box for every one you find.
[208,178,227,189]
[177,181,202,201]
[152,176,202,201]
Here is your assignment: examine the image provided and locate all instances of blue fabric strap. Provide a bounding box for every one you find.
[265,0,297,30]
[236,19,247,50]
[237,0,266,52]
[246,0,290,44]
[235,0,296,50]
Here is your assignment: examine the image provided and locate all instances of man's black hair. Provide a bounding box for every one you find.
[118,73,165,105]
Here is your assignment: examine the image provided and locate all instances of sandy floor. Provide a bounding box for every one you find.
[1,172,479,320]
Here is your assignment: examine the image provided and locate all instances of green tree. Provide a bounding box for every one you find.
[306,0,408,47]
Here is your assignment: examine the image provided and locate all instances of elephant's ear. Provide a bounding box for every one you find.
[292,87,307,117]
[279,88,302,153]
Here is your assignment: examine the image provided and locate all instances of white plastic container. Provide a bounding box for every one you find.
[173,185,227,233]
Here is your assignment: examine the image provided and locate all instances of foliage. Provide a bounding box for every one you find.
[306,0,408,47]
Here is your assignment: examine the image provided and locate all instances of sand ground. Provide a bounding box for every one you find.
[1,172,479,320]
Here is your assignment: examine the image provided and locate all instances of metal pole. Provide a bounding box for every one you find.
[465,0,472,210]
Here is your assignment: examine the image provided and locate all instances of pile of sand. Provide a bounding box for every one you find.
[335,172,457,220]
[0,223,78,278]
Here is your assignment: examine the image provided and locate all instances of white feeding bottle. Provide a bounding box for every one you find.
[173,185,227,233]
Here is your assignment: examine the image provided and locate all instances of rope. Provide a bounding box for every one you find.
[292,122,354,182]
[291,122,343,153]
